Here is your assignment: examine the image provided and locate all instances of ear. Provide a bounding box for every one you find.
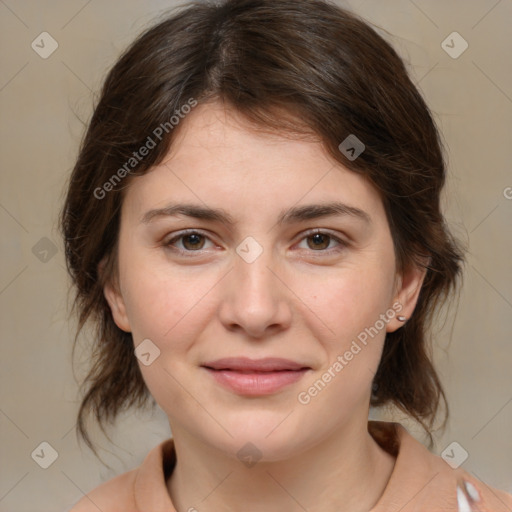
[100,260,131,333]
[386,259,428,333]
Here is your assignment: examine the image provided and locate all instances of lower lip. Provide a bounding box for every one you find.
[203,368,309,395]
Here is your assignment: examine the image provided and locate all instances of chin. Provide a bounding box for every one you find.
[204,408,316,463]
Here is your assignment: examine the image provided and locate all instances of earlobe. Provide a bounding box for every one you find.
[100,260,132,334]
[103,280,131,332]
[387,262,428,332]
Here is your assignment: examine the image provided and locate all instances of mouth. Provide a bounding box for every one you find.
[201,357,311,396]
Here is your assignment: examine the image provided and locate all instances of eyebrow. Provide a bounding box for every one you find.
[140,201,371,226]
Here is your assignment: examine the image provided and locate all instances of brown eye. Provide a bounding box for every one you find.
[164,230,214,253]
[181,233,205,250]
[296,230,347,255]
[306,233,331,250]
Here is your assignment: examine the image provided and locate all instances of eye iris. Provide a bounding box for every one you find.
[178,233,333,251]
[183,233,204,250]
[308,233,330,250]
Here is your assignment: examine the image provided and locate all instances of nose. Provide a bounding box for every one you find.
[218,243,293,339]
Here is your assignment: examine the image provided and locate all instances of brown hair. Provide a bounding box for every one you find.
[60,0,464,454]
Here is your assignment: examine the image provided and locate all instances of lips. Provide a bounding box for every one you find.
[201,357,311,395]
[201,357,309,372]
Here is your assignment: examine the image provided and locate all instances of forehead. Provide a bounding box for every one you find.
[122,101,386,225]
[165,101,328,171]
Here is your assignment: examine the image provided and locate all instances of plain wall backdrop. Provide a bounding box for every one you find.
[0,1,511,510]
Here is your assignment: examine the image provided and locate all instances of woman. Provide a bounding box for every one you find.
[61,0,512,510]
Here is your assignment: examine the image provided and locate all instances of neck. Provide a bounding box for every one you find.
[167,418,396,512]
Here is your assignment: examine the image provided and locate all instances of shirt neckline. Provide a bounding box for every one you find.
[133,420,440,511]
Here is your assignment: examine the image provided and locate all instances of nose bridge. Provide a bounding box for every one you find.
[219,235,291,337]
[237,246,275,296]
[234,236,280,309]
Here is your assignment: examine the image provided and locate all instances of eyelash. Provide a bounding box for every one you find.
[163,229,348,257]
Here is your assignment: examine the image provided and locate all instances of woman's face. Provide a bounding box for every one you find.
[105,101,423,461]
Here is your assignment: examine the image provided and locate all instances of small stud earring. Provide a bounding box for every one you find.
[397,315,407,322]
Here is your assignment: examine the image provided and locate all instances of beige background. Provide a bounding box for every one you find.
[1,0,511,510]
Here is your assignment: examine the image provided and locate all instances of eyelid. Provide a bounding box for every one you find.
[163,229,218,254]
[163,228,348,256]
[294,228,348,252]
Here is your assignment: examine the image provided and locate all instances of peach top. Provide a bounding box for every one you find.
[69,421,512,511]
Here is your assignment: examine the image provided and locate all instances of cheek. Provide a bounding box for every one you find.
[124,275,197,340]
[297,261,396,406]
[301,264,395,346]
[118,263,220,416]
[119,252,223,351]
[295,273,395,419]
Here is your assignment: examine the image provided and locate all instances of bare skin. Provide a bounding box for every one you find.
[104,101,426,512]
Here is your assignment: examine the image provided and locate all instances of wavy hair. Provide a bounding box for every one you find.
[60,0,464,454]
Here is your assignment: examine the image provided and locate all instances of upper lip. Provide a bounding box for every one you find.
[201,357,310,372]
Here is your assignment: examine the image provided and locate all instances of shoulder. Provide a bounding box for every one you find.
[68,469,138,511]
[414,450,512,512]
[370,421,512,511]
[67,437,177,512]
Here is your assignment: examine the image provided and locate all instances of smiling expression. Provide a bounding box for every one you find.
[103,101,423,461]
